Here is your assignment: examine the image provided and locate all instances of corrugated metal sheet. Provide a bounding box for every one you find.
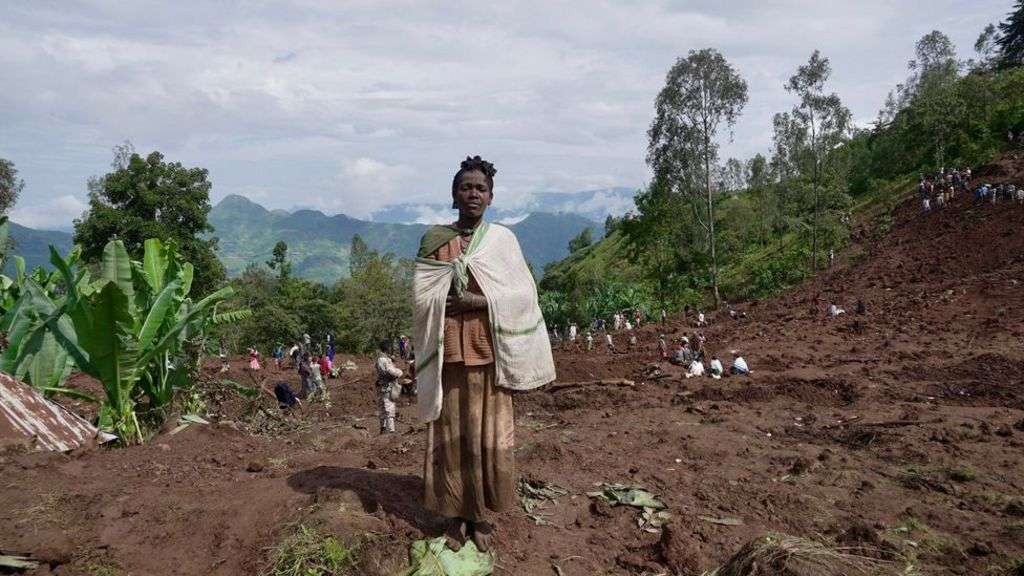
[0,372,102,451]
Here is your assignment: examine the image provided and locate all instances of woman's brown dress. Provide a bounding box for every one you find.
[422,232,516,521]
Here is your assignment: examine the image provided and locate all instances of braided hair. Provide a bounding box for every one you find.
[451,155,496,196]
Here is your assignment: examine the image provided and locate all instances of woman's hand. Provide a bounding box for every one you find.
[445,292,487,316]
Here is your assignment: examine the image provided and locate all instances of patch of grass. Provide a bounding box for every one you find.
[15,491,67,527]
[886,516,962,561]
[943,466,975,483]
[262,525,359,576]
[88,563,123,576]
[985,557,1024,576]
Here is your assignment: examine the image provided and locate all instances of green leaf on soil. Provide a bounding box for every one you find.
[586,483,666,510]
[401,537,494,576]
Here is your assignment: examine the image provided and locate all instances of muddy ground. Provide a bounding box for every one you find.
[2,154,1024,575]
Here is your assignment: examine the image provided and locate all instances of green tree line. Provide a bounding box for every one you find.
[539,9,1024,327]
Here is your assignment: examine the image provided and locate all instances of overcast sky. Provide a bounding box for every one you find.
[1,0,1013,230]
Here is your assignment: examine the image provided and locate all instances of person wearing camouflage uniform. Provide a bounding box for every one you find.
[375,341,403,434]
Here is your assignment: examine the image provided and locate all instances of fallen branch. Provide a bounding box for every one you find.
[823,417,943,429]
[853,418,943,428]
[548,379,635,393]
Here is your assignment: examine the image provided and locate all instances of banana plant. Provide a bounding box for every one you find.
[44,239,238,444]
[0,244,88,396]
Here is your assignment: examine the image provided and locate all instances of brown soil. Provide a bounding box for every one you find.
[3,153,1024,575]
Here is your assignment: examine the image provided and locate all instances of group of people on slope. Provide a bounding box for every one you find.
[919,166,1024,212]
[662,331,750,379]
[553,306,715,355]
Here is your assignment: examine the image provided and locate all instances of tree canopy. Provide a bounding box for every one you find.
[73,145,225,296]
[647,47,748,308]
[997,0,1024,69]
[0,158,24,216]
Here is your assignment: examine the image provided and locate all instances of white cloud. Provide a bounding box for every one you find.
[411,205,456,225]
[10,195,87,231]
[0,0,1011,228]
[326,157,416,218]
[497,213,530,225]
[552,191,636,218]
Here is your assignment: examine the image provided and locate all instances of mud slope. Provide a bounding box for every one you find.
[2,153,1023,575]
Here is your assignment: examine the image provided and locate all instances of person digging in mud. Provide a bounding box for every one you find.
[297,352,313,398]
[709,355,724,379]
[730,351,750,376]
[670,337,692,366]
[374,340,403,434]
[689,332,706,362]
[413,156,556,553]
[685,357,706,378]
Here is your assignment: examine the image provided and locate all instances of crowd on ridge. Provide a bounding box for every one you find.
[918,165,1023,212]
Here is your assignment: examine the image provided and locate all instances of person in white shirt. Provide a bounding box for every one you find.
[697,311,707,327]
[730,351,750,375]
[568,323,578,342]
[605,332,615,353]
[709,356,724,379]
[827,304,845,318]
[586,332,594,351]
[685,359,705,378]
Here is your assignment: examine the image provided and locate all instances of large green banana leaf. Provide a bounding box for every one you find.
[101,240,134,301]
[142,238,168,294]
[401,538,494,576]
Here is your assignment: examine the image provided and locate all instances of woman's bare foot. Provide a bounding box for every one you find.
[441,517,466,551]
[469,521,493,552]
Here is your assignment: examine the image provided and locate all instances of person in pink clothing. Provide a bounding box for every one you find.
[248,347,261,370]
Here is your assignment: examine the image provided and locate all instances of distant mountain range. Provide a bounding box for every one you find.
[370,187,636,225]
[209,195,604,283]
[4,222,74,275]
[4,189,629,283]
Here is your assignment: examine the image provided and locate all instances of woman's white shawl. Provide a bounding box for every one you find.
[413,223,555,423]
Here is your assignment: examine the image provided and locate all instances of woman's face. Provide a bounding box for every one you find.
[453,170,492,219]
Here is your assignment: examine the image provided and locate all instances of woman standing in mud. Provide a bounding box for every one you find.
[413,156,556,552]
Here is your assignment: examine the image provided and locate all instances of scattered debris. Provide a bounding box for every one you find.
[518,478,568,525]
[587,483,669,533]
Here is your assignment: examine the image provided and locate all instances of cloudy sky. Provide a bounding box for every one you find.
[1,0,1012,230]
